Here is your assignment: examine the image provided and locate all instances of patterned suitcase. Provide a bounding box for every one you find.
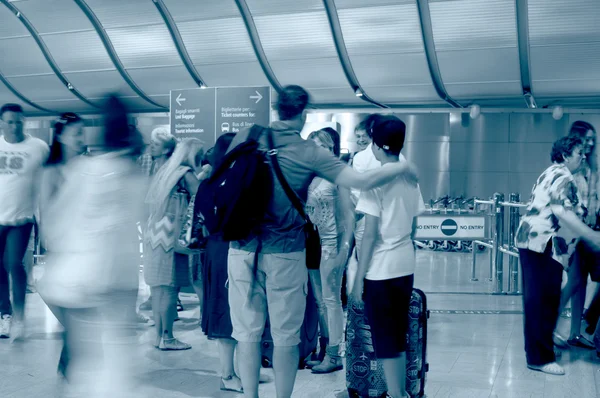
[346,288,429,398]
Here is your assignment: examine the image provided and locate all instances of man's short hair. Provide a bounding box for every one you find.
[1,103,24,117]
[275,85,310,121]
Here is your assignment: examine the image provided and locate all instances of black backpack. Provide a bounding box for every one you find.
[193,125,271,242]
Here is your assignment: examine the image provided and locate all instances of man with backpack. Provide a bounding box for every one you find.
[196,85,417,398]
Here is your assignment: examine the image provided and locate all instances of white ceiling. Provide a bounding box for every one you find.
[0,0,599,115]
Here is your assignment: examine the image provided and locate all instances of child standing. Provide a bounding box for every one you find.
[351,116,425,398]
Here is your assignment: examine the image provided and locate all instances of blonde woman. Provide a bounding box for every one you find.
[305,128,354,373]
[144,138,204,350]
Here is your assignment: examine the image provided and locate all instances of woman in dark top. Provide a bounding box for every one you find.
[199,133,243,393]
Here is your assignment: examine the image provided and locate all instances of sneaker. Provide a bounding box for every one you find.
[0,314,11,338]
[136,313,150,324]
[527,362,565,375]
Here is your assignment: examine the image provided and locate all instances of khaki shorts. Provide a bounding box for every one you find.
[227,248,307,346]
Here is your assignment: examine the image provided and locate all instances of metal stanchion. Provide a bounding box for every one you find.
[471,198,494,283]
[492,193,505,294]
[507,193,521,294]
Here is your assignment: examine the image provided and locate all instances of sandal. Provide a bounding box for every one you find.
[527,362,565,375]
[567,335,595,349]
[220,375,243,393]
[177,299,184,312]
[159,337,191,351]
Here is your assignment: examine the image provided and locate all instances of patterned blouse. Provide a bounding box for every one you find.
[572,162,598,225]
[515,163,585,268]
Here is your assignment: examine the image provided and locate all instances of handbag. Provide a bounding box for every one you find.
[175,193,205,255]
[266,129,322,270]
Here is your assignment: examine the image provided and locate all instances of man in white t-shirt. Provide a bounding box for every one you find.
[0,103,49,340]
[351,116,425,398]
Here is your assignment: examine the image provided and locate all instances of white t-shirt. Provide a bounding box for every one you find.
[356,176,425,281]
[351,144,406,203]
[0,134,49,225]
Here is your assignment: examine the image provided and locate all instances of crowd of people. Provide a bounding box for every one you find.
[0,85,599,398]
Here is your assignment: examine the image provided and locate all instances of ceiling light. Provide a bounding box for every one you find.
[552,106,564,120]
[524,92,537,109]
[354,88,363,97]
[469,104,480,119]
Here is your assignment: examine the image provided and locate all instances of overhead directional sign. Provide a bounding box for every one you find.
[170,86,271,149]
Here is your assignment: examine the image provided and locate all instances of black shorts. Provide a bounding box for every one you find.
[363,274,414,359]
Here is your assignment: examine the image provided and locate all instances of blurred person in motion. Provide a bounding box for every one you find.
[144,137,204,351]
[304,128,354,374]
[351,116,425,398]
[555,121,598,349]
[0,103,49,340]
[37,96,146,397]
[515,135,600,376]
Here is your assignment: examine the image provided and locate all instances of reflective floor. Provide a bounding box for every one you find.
[2,250,599,397]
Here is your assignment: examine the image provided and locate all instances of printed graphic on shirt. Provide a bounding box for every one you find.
[0,150,30,174]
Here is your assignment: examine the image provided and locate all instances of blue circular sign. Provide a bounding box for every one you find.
[441,219,458,236]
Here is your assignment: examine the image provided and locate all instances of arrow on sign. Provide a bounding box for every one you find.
[176,93,186,106]
[250,90,263,104]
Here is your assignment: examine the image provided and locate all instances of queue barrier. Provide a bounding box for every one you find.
[471,192,527,295]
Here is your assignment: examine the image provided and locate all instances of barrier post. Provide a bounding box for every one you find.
[507,193,521,294]
[492,193,505,294]
[471,245,478,281]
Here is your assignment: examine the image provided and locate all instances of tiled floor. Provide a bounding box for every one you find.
[2,250,599,397]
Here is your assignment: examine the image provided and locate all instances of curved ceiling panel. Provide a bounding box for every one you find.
[528,0,600,97]
[42,30,115,72]
[7,74,95,114]
[162,0,270,88]
[84,0,196,103]
[0,36,53,77]
[15,0,94,34]
[65,70,136,98]
[0,83,39,114]
[85,0,164,28]
[247,0,351,104]
[246,0,323,15]
[367,85,443,105]
[105,25,181,69]
[127,66,200,96]
[0,3,27,38]
[429,0,521,99]
[163,0,239,21]
[337,2,436,104]
[4,0,154,113]
[177,19,257,66]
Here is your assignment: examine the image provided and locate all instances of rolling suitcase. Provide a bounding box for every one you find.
[346,288,429,398]
[261,278,320,369]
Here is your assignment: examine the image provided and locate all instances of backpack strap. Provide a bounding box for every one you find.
[248,124,266,142]
[266,128,309,224]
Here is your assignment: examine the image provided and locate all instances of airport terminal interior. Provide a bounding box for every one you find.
[2,0,600,397]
